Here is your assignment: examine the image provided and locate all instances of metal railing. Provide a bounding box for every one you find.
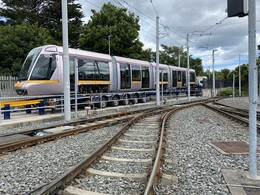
[0,76,18,97]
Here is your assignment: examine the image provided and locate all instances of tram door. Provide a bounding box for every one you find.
[141,67,149,88]
[120,63,131,89]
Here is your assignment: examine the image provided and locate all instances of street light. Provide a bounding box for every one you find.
[212,49,218,97]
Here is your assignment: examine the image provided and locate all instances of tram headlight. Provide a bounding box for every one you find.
[16,89,28,95]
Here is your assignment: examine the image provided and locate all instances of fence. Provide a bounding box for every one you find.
[0,76,18,97]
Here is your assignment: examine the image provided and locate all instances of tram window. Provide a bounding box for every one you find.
[190,72,195,82]
[78,60,96,79]
[177,71,182,82]
[163,73,168,81]
[30,54,56,80]
[132,65,141,81]
[69,57,75,75]
[182,72,187,86]
[78,59,109,80]
[159,71,168,81]
[120,63,131,89]
[141,67,149,88]
[97,61,109,80]
[172,71,177,87]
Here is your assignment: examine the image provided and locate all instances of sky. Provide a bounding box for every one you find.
[77,0,260,71]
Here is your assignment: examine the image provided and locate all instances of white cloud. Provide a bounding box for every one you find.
[78,0,259,71]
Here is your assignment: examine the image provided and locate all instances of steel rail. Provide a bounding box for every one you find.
[33,108,170,195]
[203,103,249,125]
[0,106,163,138]
[0,106,173,154]
[213,101,260,120]
[0,115,133,154]
[143,102,201,195]
[0,111,135,138]
[202,104,260,135]
[28,100,210,194]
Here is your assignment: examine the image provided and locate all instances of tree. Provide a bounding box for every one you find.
[220,68,230,80]
[159,44,203,76]
[159,44,180,65]
[0,0,47,25]
[190,57,203,76]
[79,3,143,57]
[0,23,54,76]
[40,0,84,48]
[234,64,248,92]
[0,0,84,48]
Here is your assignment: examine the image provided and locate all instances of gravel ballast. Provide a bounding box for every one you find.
[0,97,259,194]
[158,101,260,194]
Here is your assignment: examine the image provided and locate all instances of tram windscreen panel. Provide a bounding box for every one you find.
[20,48,42,80]
[30,54,57,80]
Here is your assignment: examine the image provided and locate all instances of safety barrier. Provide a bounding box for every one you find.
[1,100,52,120]
[0,94,61,123]
[0,76,18,97]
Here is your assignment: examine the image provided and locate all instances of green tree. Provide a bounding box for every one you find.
[40,0,83,48]
[215,71,224,80]
[0,23,54,76]
[0,0,46,25]
[79,3,143,57]
[220,68,231,80]
[159,44,180,65]
[159,44,203,75]
[0,0,84,48]
[190,57,203,76]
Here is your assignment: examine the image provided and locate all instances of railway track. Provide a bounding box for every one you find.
[30,101,201,195]
[213,100,260,120]
[203,102,260,135]
[0,107,163,154]
[1,97,258,194]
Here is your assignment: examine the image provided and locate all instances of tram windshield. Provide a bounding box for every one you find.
[30,54,57,80]
[19,48,42,80]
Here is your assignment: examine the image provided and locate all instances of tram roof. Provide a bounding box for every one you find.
[113,56,150,67]
[40,45,112,61]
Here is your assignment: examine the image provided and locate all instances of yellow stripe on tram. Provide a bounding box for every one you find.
[78,80,111,85]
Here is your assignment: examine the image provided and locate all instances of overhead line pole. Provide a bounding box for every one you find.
[248,0,258,179]
[178,46,182,67]
[156,16,160,106]
[239,54,241,96]
[212,49,217,97]
[186,34,190,101]
[62,0,71,121]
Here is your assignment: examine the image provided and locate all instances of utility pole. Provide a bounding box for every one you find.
[62,0,71,121]
[186,34,190,101]
[178,46,182,67]
[248,0,258,179]
[227,0,258,179]
[156,16,160,106]
[212,49,218,97]
[233,73,235,100]
[239,54,241,96]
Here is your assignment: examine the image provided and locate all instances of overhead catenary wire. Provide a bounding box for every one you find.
[83,0,101,8]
